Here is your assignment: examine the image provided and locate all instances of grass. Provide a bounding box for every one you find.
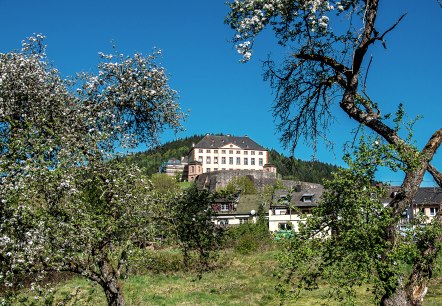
[12,247,442,305]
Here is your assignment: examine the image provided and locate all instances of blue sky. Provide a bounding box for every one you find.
[1,0,441,186]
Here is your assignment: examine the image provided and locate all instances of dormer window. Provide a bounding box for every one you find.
[302,194,314,202]
[279,195,289,204]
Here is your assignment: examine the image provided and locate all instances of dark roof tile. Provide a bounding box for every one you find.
[194,135,266,151]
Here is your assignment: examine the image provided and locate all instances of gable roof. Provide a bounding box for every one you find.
[194,134,266,151]
[272,185,325,207]
[414,187,442,205]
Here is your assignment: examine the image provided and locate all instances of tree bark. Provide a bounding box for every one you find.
[101,279,125,306]
[98,259,125,306]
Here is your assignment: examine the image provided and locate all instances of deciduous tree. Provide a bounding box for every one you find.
[0,35,184,305]
[227,1,442,305]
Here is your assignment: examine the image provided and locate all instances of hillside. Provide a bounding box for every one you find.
[126,135,340,184]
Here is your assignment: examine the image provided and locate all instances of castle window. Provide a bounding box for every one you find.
[244,158,248,165]
[222,150,226,154]
[430,207,438,216]
[229,157,233,165]
[206,157,211,164]
[214,150,218,153]
[259,158,263,166]
[199,149,203,153]
[236,150,241,154]
[251,158,255,165]
[206,149,211,153]
[251,151,255,155]
[236,157,241,165]
[259,151,263,155]
[198,156,203,162]
[244,151,248,155]
[222,157,226,164]
[229,150,233,154]
[214,157,218,164]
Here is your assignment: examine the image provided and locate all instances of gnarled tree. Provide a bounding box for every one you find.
[227,1,442,305]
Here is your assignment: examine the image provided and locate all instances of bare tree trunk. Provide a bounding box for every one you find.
[97,258,125,306]
[101,280,125,306]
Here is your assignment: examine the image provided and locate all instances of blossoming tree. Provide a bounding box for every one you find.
[0,35,184,305]
[227,1,442,305]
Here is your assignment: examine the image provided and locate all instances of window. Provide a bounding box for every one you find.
[198,156,203,162]
[251,151,255,155]
[190,166,194,172]
[251,158,255,165]
[430,207,438,216]
[206,149,211,153]
[279,195,289,204]
[244,151,248,155]
[278,223,292,230]
[214,150,218,153]
[239,218,248,224]
[206,168,211,172]
[214,168,218,171]
[222,150,226,154]
[198,149,203,153]
[219,219,229,226]
[214,157,218,164]
[222,168,226,170]
[206,156,211,164]
[302,194,314,202]
[221,204,229,211]
[229,157,233,165]
[236,150,241,154]
[258,151,263,155]
[229,150,233,154]
[259,158,263,166]
[236,157,241,165]
[221,157,226,164]
[244,158,248,165]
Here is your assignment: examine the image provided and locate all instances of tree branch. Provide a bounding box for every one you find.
[294,53,351,78]
[428,164,442,187]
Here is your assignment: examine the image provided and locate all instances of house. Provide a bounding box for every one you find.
[185,134,269,181]
[268,184,324,232]
[159,157,188,177]
[383,186,442,224]
[412,187,442,221]
[211,194,263,226]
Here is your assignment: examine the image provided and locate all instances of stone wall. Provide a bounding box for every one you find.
[196,170,281,192]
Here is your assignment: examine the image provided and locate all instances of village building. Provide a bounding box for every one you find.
[268,184,324,232]
[211,194,262,226]
[159,156,188,177]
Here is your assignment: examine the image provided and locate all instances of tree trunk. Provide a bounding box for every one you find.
[102,280,125,306]
[381,286,415,306]
[97,259,125,306]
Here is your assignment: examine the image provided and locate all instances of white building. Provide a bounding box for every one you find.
[268,185,324,232]
[188,134,269,174]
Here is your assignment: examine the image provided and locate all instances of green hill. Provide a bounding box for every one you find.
[126,134,339,184]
